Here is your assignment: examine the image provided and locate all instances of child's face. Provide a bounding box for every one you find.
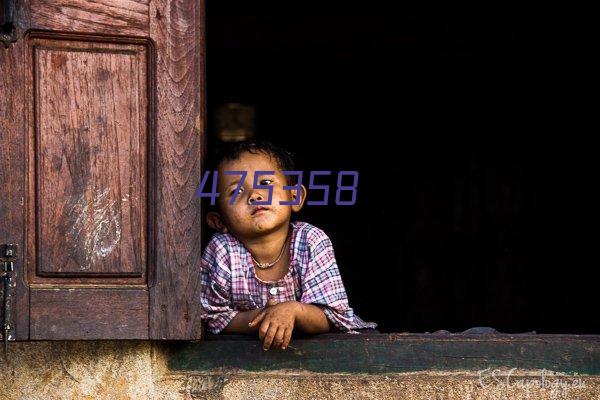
[208,151,306,239]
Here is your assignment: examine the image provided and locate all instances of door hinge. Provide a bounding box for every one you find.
[0,244,17,358]
[0,0,18,48]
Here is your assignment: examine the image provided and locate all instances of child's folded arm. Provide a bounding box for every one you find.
[199,236,242,334]
[221,308,264,334]
[299,226,374,333]
[293,302,332,334]
[202,307,239,334]
[316,304,375,332]
[199,272,240,334]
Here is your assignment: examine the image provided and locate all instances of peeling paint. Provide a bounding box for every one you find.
[67,188,122,269]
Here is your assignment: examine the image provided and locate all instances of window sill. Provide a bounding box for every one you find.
[167,332,600,375]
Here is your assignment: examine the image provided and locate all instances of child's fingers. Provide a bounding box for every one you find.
[272,327,286,349]
[262,324,279,351]
[250,300,277,328]
[266,298,278,306]
[258,320,271,341]
[248,311,265,326]
[282,328,293,350]
[248,310,266,327]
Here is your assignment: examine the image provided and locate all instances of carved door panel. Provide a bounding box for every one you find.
[0,0,205,340]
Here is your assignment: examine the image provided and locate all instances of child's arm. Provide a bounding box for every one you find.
[248,300,332,334]
[293,302,333,334]
[200,237,251,335]
[247,300,333,350]
[223,298,281,335]
[298,226,371,333]
[221,308,264,335]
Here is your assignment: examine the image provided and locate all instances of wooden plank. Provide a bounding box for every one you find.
[4,0,206,341]
[30,0,149,37]
[1,5,30,341]
[26,36,148,281]
[148,0,205,339]
[18,31,155,340]
[30,288,148,339]
[168,333,600,375]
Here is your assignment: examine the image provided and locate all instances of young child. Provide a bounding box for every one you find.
[199,140,377,351]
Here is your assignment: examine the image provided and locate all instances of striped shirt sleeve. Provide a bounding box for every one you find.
[300,226,377,333]
[199,236,239,334]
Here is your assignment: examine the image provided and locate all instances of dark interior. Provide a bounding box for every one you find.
[205,2,598,334]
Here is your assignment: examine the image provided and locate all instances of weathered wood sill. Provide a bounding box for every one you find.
[167,333,600,375]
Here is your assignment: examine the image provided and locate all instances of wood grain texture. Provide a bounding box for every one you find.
[21,32,153,340]
[30,0,149,37]
[149,0,205,339]
[20,33,153,340]
[29,38,148,279]
[170,333,600,375]
[5,0,204,340]
[0,21,29,341]
[30,288,148,339]
[24,34,152,286]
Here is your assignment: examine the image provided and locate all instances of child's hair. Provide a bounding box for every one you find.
[202,140,298,211]
[205,140,296,182]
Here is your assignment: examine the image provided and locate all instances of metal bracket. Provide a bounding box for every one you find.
[0,27,17,48]
[0,0,18,48]
[1,244,17,358]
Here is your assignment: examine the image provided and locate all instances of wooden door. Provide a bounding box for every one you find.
[0,0,205,340]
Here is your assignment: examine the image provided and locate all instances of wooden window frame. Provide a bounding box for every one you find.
[169,332,600,375]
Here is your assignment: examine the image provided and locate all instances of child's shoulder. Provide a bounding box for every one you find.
[292,220,331,244]
[203,231,242,254]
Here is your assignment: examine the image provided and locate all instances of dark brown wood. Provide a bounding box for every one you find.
[148,0,205,339]
[2,0,204,340]
[169,333,600,375]
[30,0,149,37]
[0,4,29,341]
[21,32,152,340]
[30,288,148,339]
[27,36,148,282]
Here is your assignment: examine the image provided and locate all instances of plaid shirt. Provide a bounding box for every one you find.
[200,221,378,334]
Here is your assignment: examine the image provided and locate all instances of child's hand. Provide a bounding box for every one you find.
[248,300,299,351]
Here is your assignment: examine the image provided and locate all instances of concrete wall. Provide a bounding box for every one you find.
[2,341,599,399]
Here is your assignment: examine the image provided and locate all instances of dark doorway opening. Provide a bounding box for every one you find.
[206,2,598,334]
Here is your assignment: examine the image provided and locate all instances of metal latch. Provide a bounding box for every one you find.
[0,243,17,357]
[0,0,18,48]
